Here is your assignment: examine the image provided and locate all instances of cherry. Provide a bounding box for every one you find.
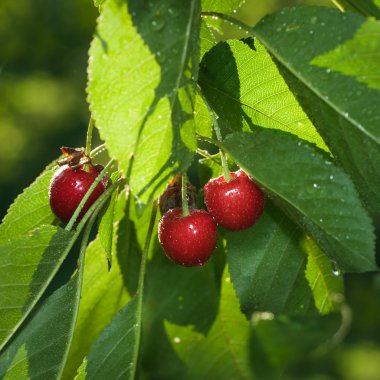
[158,208,218,266]
[49,164,107,223]
[203,169,265,231]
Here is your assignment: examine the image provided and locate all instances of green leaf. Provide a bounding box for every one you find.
[200,20,216,59]
[254,6,380,212]
[250,312,342,370]
[201,0,244,33]
[0,179,122,352]
[222,130,376,273]
[302,236,344,315]
[94,0,105,7]
[199,39,327,150]
[142,245,220,379]
[165,268,254,380]
[98,179,119,267]
[74,359,87,380]
[0,242,86,379]
[62,237,130,379]
[85,297,139,380]
[88,0,200,204]
[0,164,56,244]
[0,226,74,351]
[312,18,380,91]
[333,0,380,18]
[226,201,315,317]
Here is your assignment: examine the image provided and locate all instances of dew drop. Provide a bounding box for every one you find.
[173,337,181,343]
[329,175,334,180]
[313,183,319,189]
[331,261,341,276]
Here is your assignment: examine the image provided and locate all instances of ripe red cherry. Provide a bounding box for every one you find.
[203,169,265,231]
[49,164,107,223]
[158,208,218,266]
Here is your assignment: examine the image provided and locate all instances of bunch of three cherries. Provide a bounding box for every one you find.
[158,170,265,267]
[49,148,265,267]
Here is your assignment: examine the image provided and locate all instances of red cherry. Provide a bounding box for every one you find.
[158,208,218,266]
[49,164,107,223]
[203,169,265,231]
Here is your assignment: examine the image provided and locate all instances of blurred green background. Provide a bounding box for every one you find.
[1,0,379,379]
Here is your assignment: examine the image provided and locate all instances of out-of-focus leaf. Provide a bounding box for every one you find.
[0,226,74,351]
[199,39,327,150]
[85,297,139,380]
[88,0,200,205]
[0,164,56,244]
[302,236,344,315]
[250,312,342,370]
[226,201,316,317]
[165,268,254,380]
[222,130,376,273]
[93,0,105,7]
[254,6,380,211]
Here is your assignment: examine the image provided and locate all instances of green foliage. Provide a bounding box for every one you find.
[165,268,253,380]
[0,1,379,379]
[199,38,327,150]
[226,202,316,317]
[0,164,56,244]
[85,297,139,380]
[254,6,380,212]
[88,0,200,205]
[222,130,376,273]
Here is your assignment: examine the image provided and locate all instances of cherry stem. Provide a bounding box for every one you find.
[65,158,115,231]
[181,173,190,217]
[197,88,231,182]
[85,114,95,157]
[131,199,158,378]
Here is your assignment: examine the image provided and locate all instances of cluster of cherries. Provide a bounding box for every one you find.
[158,170,265,266]
[49,147,265,267]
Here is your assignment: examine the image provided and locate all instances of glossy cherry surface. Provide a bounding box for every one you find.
[204,169,265,231]
[49,164,106,223]
[158,208,218,266]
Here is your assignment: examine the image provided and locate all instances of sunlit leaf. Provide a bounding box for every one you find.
[302,236,344,315]
[165,268,254,380]
[0,165,56,244]
[254,6,380,211]
[88,0,200,204]
[0,226,74,351]
[199,39,327,150]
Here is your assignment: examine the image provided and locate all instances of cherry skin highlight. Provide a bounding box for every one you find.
[158,208,218,266]
[49,164,107,224]
[203,169,265,231]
